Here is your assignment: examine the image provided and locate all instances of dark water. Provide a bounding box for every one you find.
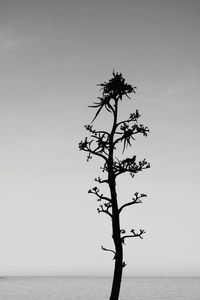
[0,276,199,300]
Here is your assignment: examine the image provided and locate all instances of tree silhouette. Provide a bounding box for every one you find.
[79,71,150,300]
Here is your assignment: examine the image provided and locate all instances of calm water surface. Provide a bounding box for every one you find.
[0,276,199,300]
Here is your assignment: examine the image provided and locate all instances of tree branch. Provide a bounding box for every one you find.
[121,229,146,244]
[94,176,109,184]
[113,123,149,148]
[114,158,150,177]
[101,246,116,259]
[85,124,110,138]
[116,110,141,129]
[91,133,110,156]
[88,186,112,203]
[97,203,113,218]
[79,144,108,162]
[119,192,147,214]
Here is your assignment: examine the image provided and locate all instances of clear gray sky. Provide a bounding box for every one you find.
[0,0,200,276]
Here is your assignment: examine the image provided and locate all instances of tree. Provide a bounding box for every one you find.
[79,71,150,300]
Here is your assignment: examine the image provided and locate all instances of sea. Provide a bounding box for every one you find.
[0,276,199,300]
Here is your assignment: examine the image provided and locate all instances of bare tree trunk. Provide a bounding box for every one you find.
[109,174,123,300]
[109,221,123,300]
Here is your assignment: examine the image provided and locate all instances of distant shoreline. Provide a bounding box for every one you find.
[0,275,200,278]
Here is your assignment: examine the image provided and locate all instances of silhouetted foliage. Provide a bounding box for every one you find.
[79,71,150,300]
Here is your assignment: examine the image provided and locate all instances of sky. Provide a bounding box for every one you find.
[0,0,200,276]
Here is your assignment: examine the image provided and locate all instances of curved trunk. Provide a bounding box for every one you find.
[109,175,123,300]
[109,217,123,300]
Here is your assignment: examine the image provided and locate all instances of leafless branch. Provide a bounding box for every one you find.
[97,203,113,218]
[114,158,150,177]
[121,229,146,244]
[101,246,116,259]
[94,176,109,184]
[116,110,141,129]
[88,187,112,203]
[119,192,147,213]
[80,146,108,162]
[85,124,110,138]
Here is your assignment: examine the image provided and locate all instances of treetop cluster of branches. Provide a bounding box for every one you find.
[79,71,149,160]
[89,71,137,123]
